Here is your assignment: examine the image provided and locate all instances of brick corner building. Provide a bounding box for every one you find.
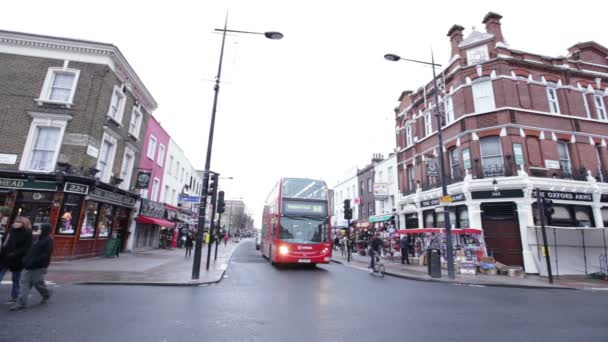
[395,12,608,274]
[0,30,157,259]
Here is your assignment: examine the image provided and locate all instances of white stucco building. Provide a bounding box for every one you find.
[372,153,400,226]
[160,139,194,207]
[332,167,360,228]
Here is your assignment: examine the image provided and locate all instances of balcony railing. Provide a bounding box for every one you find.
[472,155,517,179]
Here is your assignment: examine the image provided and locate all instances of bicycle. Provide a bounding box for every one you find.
[369,251,385,277]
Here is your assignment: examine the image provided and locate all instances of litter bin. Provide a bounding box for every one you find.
[103,238,119,258]
[427,248,441,278]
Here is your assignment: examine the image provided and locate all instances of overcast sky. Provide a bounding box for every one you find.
[3,0,606,225]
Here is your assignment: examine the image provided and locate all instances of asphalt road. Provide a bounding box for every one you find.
[1,240,607,342]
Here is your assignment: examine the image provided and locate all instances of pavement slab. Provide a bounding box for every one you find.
[44,240,242,285]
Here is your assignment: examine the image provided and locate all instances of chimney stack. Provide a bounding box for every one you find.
[482,12,504,43]
[447,24,465,58]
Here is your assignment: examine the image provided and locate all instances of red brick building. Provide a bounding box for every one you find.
[395,12,608,273]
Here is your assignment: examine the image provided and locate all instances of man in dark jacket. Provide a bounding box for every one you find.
[1,217,32,303]
[10,223,53,311]
[400,235,410,264]
[369,232,382,270]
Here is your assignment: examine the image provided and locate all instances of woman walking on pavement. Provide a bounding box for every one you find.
[185,234,193,258]
[11,223,53,311]
[0,216,33,304]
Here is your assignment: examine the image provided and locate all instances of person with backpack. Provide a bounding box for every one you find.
[1,216,33,304]
[10,223,53,311]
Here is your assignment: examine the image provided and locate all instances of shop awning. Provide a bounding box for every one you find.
[137,216,176,227]
[369,214,394,223]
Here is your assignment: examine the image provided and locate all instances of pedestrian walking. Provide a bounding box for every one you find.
[223,233,229,246]
[184,234,193,258]
[400,234,410,265]
[0,216,33,304]
[10,223,53,311]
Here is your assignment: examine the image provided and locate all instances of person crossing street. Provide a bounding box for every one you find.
[10,222,51,311]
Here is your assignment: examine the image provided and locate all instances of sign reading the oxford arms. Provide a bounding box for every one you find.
[532,190,593,202]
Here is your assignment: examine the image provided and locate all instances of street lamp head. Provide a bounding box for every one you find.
[264,31,284,40]
[384,53,401,62]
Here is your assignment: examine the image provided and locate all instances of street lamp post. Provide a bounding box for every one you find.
[191,14,283,280]
[384,51,456,279]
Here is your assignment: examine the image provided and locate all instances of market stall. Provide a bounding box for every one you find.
[397,228,488,272]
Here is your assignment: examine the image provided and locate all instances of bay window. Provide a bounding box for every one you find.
[480,136,503,176]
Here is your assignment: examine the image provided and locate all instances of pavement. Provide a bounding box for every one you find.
[331,250,608,290]
[42,240,242,285]
[1,240,608,342]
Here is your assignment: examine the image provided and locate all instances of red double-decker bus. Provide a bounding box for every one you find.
[261,178,332,265]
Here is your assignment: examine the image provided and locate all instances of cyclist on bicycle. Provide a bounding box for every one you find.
[368,232,382,270]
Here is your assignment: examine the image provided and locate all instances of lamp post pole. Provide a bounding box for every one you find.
[191,14,282,280]
[384,51,456,279]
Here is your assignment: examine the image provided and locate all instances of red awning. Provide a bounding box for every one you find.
[137,216,176,227]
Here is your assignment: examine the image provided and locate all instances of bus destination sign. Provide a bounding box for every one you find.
[283,201,327,216]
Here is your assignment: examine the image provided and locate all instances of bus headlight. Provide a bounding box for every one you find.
[279,245,289,255]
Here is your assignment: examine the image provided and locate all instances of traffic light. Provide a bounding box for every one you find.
[343,199,352,220]
[543,199,554,219]
[207,174,218,196]
[217,191,225,214]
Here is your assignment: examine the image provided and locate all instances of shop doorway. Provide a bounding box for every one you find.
[12,191,53,233]
[480,202,524,267]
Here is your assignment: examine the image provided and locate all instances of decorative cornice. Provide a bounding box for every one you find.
[0,30,157,112]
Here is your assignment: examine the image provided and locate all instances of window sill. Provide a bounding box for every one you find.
[106,116,124,127]
[128,132,140,141]
[35,98,73,108]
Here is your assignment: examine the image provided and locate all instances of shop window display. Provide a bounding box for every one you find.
[80,201,99,239]
[97,203,115,238]
[58,194,83,235]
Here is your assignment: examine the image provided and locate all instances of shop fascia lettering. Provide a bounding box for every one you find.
[421,193,465,208]
[533,190,592,202]
[0,178,57,191]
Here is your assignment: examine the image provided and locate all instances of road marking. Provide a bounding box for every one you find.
[468,284,486,288]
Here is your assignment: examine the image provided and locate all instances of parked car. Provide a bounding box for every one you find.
[255,233,261,250]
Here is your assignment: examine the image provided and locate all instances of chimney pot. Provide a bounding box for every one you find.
[482,12,504,43]
[447,25,465,58]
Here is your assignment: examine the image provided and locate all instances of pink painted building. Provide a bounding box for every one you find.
[129,115,172,250]
[138,115,170,202]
